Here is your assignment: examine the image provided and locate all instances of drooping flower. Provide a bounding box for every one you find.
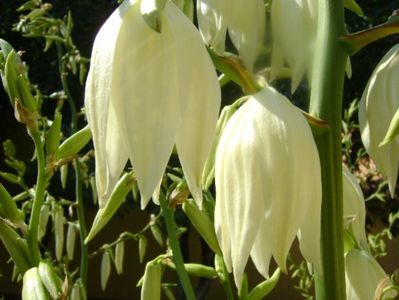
[359,44,399,197]
[345,249,395,300]
[270,0,318,92]
[85,0,221,208]
[342,167,368,250]
[215,86,322,287]
[196,0,265,71]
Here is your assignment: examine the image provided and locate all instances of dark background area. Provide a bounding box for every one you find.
[0,0,399,299]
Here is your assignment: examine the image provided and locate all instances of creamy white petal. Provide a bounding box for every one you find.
[271,0,318,92]
[255,88,320,272]
[359,45,399,197]
[215,97,270,287]
[250,217,273,279]
[342,167,368,250]
[228,0,265,71]
[345,249,390,300]
[166,3,221,208]
[196,0,227,54]
[85,0,131,207]
[215,87,321,285]
[111,1,191,208]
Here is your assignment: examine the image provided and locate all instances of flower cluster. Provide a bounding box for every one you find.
[85,0,220,208]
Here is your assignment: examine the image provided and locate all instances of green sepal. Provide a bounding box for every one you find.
[38,260,63,299]
[140,0,168,33]
[45,111,62,159]
[247,268,281,300]
[85,172,135,243]
[57,125,91,160]
[379,108,399,147]
[344,0,364,17]
[182,199,221,255]
[0,221,32,274]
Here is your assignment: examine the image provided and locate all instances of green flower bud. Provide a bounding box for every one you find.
[101,251,111,291]
[182,199,221,255]
[57,125,91,160]
[22,267,49,300]
[115,241,124,275]
[53,204,65,261]
[85,172,135,243]
[166,260,217,278]
[141,261,162,300]
[66,223,77,260]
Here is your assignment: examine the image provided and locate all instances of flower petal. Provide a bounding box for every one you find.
[111,2,193,208]
[359,45,399,197]
[85,0,130,207]
[228,0,265,71]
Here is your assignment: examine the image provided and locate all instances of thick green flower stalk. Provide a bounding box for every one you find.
[215,86,322,287]
[85,0,221,209]
[359,44,399,197]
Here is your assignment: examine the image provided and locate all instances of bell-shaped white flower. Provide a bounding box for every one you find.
[215,86,322,287]
[359,44,399,197]
[85,0,221,208]
[271,0,318,92]
[343,167,368,250]
[345,249,395,300]
[196,0,265,71]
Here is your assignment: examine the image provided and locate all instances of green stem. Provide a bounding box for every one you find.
[159,193,196,300]
[56,42,89,286]
[28,130,48,265]
[221,259,234,300]
[309,0,347,299]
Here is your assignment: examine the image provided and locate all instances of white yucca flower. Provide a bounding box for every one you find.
[196,0,265,71]
[345,249,395,300]
[271,0,318,92]
[342,167,368,250]
[359,44,399,197]
[215,86,322,287]
[85,0,221,208]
